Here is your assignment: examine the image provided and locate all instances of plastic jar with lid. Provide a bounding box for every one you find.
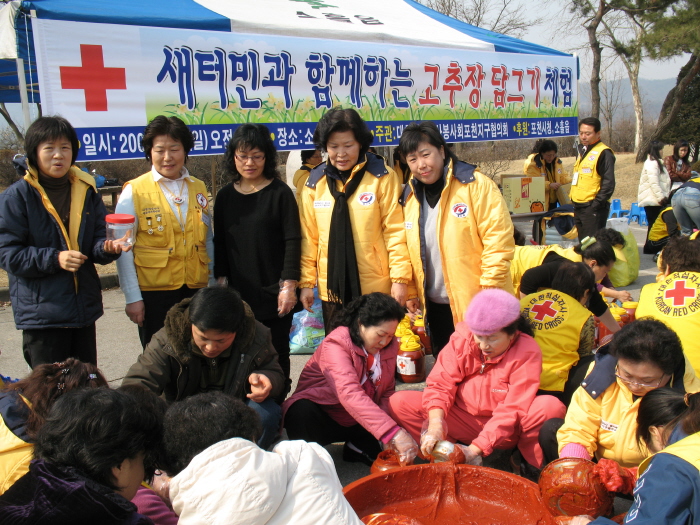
[105,214,135,249]
[396,334,426,383]
[621,301,638,323]
[411,316,432,355]
[370,450,402,474]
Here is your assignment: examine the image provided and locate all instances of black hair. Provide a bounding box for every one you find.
[573,237,616,267]
[34,388,162,492]
[141,115,194,163]
[502,315,535,338]
[397,121,458,168]
[673,140,690,163]
[610,319,684,376]
[647,140,664,172]
[594,227,626,248]
[117,384,169,482]
[532,139,558,156]
[313,107,374,152]
[301,149,319,163]
[162,392,262,476]
[513,227,526,246]
[636,388,688,450]
[662,235,700,273]
[222,123,279,183]
[551,262,597,302]
[332,292,405,348]
[189,287,246,334]
[24,116,80,171]
[579,117,601,133]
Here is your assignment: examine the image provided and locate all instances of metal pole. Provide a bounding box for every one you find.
[16,58,32,130]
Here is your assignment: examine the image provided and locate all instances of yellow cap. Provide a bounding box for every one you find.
[413,316,425,327]
[622,301,638,309]
[400,334,423,352]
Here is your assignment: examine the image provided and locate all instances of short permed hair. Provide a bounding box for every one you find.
[313,107,374,152]
[662,235,700,273]
[222,124,279,183]
[141,115,194,163]
[551,261,597,303]
[332,292,405,348]
[397,121,457,167]
[34,388,162,491]
[162,392,262,476]
[610,319,684,376]
[25,116,80,171]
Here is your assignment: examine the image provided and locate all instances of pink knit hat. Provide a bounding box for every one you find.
[465,289,521,336]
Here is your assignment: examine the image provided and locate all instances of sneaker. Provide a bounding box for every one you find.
[342,442,375,467]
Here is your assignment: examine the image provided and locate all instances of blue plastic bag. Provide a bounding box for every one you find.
[289,290,325,355]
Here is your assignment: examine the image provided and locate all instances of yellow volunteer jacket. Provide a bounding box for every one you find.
[558,359,700,468]
[570,141,612,203]
[293,164,313,203]
[511,244,578,295]
[0,392,33,495]
[127,172,210,291]
[523,153,572,204]
[648,207,674,242]
[639,432,700,475]
[298,152,411,301]
[637,272,700,377]
[401,159,514,325]
[521,289,592,391]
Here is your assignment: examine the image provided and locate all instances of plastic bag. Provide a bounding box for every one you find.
[289,289,325,355]
[606,219,640,287]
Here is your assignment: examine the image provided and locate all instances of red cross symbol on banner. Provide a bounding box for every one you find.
[664,280,696,307]
[60,44,126,111]
[531,300,557,321]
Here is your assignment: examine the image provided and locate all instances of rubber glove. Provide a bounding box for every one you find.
[593,458,637,494]
[386,428,419,466]
[420,418,447,457]
[278,280,298,317]
[454,444,484,466]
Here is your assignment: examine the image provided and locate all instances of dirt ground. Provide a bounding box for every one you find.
[0,152,645,288]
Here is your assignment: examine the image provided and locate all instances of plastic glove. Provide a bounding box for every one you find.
[278,280,298,317]
[386,428,419,466]
[150,470,172,504]
[420,418,447,457]
[454,444,483,466]
[561,517,594,525]
[593,458,637,494]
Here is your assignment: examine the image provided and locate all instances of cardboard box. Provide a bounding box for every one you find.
[501,175,546,214]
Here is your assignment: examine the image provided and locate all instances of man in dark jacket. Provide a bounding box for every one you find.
[122,286,285,449]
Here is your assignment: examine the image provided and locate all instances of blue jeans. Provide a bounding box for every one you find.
[246,398,282,450]
[672,187,700,235]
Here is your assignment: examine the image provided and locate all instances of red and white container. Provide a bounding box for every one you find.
[105,214,135,249]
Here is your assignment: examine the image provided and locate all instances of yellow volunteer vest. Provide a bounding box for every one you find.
[637,272,700,376]
[521,290,592,391]
[511,244,579,295]
[570,142,612,203]
[639,432,700,476]
[649,207,674,242]
[128,173,210,291]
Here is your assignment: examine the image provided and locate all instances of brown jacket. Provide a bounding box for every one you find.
[664,155,692,184]
[122,298,285,403]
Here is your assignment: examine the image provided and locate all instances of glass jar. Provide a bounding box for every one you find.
[105,214,135,249]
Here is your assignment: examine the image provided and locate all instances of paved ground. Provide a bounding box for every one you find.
[0,223,653,504]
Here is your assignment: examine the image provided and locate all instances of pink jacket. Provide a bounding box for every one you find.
[283,326,398,440]
[422,322,542,455]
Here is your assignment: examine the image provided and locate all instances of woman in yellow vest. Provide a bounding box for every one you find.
[539,319,700,468]
[116,116,214,348]
[298,108,412,332]
[523,139,571,211]
[574,388,700,525]
[643,205,678,255]
[0,359,107,495]
[521,262,596,406]
[292,149,323,202]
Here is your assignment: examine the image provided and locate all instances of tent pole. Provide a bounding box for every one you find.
[16,58,31,131]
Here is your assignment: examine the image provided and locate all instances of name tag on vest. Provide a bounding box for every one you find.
[600,420,618,432]
[314,201,331,208]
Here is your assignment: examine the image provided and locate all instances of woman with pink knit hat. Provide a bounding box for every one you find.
[388,289,566,477]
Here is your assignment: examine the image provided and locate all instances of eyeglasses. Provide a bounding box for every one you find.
[615,365,666,389]
[235,153,265,163]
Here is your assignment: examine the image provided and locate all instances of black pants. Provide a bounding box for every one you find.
[643,235,669,255]
[537,354,595,408]
[426,300,455,358]
[644,205,663,238]
[139,285,199,348]
[538,417,565,467]
[284,398,382,458]
[261,314,294,401]
[22,324,97,368]
[574,201,610,241]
